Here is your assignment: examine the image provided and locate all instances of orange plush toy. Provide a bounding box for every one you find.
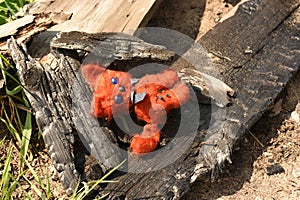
[81,64,190,154]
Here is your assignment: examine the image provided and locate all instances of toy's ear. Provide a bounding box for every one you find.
[81,64,105,90]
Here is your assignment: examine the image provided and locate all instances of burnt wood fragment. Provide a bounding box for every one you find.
[196,0,300,180]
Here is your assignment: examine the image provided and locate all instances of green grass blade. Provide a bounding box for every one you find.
[0,53,13,69]
[6,85,23,96]
[23,176,46,200]
[10,97,24,131]
[71,159,126,200]
[70,179,82,199]
[0,53,7,84]
[0,15,8,25]
[1,108,22,144]
[23,158,45,190]
[74,182,88,200]
[88,180,117,184]
[1,53,33,169]
[0,143,12,199]
[87,159,126,192]
[23,191,33,200]
[95,193,110,200]
[4,170,27,200]
[0,137,5,147]
[23,156,52,199]
[0,53,20,85]
[3,0,19,20]
[0,117,21,143]
[19,103,32,169]
[4,178,19,200]
[0,0,33,25]
[45,168,51,199]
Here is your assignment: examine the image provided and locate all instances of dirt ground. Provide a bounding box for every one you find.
[0,0,299,199]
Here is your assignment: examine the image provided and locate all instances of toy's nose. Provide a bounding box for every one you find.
[114,95,123,104]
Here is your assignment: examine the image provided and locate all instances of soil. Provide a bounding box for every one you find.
[147,0,240,41]
[0,0,299,199]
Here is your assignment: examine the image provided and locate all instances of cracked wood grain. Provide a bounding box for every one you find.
[197,0,300,179]
[28,0,163,34]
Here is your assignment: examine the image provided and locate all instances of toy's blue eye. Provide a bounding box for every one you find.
[111,77,118,84]
[114,95,123,104]
[119,86,125,92]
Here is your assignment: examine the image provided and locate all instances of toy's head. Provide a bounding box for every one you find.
[81,64,132,120]
[134,69,191,124]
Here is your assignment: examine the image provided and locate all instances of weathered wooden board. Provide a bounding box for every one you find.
[5,0,164,61]
[28,0,162,34]
[196,0,300,175]
[201,0,299,74]
[0,12,71,51]
[7,0,300,199]
[0,15,35,38]
[1,0,163,55]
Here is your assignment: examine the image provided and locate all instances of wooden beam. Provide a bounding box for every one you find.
[196,0,300,184]
[28,0,162,34]
[0,15,35,39]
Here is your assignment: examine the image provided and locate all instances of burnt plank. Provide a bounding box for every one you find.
[200,0,299,74]
[8,39,79,194]
[196,0,300,179]
[48,31,209,198]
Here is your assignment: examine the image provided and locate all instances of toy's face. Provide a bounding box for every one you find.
[93,69,133,119]
[81,64,132,119]
[134,69,190,124]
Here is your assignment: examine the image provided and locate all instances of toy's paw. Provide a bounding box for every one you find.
[130,124,161,154]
